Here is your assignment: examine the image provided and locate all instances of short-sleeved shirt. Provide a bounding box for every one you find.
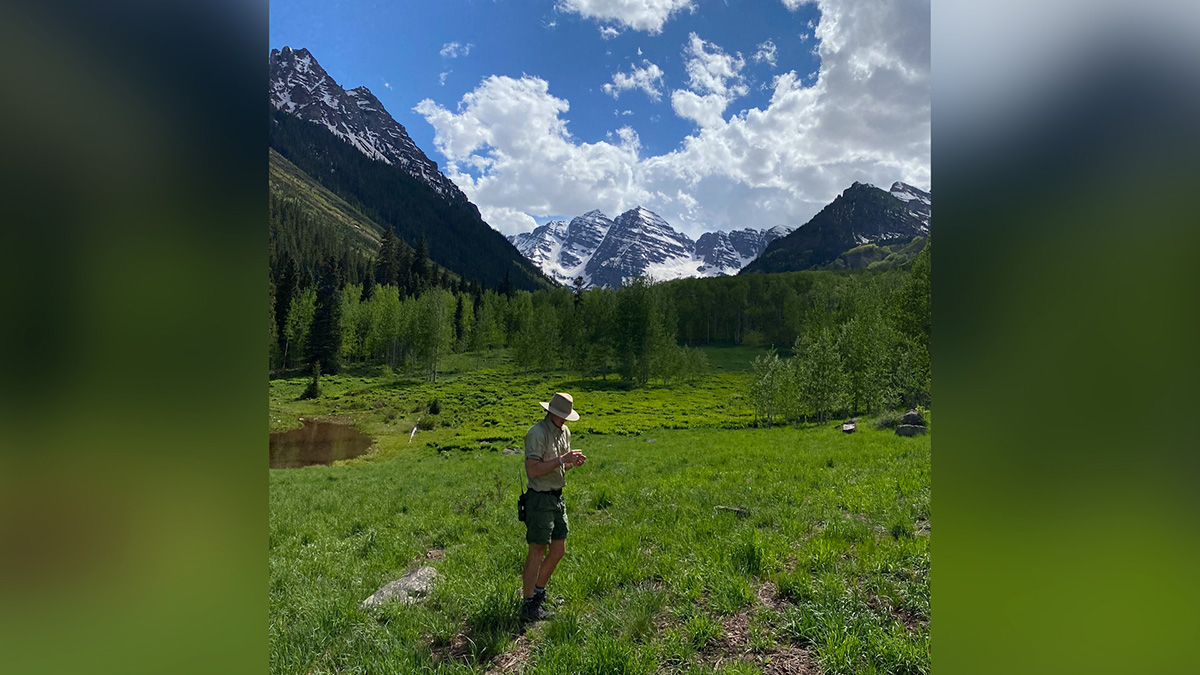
[524,416,570,492]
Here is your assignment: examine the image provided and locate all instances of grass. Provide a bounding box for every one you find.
[269,349,930,674]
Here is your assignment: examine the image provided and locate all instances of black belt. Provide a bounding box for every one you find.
[530,488,562,496]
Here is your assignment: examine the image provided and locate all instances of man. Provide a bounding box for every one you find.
[521,392,586,621]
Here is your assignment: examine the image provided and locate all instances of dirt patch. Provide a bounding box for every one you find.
[430,633,472,665]
[760,646,821,675]
[757,581,791,612]
[865,593,927,633]
[485,634,531,675]
[425,548,445,560]
[718,609,751,652]
[915,518,930,536]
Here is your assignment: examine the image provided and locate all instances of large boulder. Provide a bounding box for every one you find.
[896,424,927,437]
[360,566,439,610]
[902,408,925,426]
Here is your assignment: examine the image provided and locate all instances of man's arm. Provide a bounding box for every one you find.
[525,455,565,478]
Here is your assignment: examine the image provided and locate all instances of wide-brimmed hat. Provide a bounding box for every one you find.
[540,392,580,421]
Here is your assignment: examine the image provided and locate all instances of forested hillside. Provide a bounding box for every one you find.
[269,107,552,292]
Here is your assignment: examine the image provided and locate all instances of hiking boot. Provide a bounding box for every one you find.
[521,597,555,622]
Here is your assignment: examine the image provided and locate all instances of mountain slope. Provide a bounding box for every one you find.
[740,182,930,275]
[270,46,464,202]
[269,147,384,254]
[268,47,553,291]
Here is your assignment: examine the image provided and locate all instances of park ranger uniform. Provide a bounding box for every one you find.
[523,416,570,544]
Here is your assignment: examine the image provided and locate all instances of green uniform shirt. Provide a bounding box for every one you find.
[524,416,570,492]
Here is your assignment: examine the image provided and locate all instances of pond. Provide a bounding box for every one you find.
[269,419,375,469]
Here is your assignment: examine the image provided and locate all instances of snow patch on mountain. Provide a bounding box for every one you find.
[269,46,466,203]
[509,206,792,288]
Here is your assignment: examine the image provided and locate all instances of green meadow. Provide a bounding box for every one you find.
[269,347,930,675]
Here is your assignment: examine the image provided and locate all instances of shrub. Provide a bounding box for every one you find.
[875,409,904,430]
[428,398,442,415]
[300,362,321,399]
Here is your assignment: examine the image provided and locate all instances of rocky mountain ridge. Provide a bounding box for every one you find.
[508,209,791,288]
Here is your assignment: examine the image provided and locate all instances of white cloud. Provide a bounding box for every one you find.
[602,60,665,101]
[417,0,930,238]
[599,26,620,39]
[781,0,810,9]
[439,41,474,58]
[439,72,449,86]
[670,33,748,128]
[383,81,392,90]
[557,0,696,34]
[753,39,778,67]
[680,33,748,99]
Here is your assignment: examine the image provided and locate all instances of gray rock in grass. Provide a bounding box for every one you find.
[902,408,925,425]
[359,566,439,610]
[895,424,927,437]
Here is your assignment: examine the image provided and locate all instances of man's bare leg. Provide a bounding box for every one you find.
[523,543,547,599]
[536,539,566,588]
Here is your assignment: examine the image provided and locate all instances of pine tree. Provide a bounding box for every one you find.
[412,235,431,292]
[274,255,299,358]
[454,294,466,351]
[375,228,397,287]
[360,265,376,302]
[308,259,344,375]
[498,269,514,298]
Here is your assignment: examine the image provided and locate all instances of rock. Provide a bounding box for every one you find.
[501,448,521,455]
[842,422,857,433]
[895,424,927,437]
[902,408,924,425]
[360,566,439,610]
[714,505,750,517]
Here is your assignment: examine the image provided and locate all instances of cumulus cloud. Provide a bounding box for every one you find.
[670,33,749,128]
[414,75,649,234]
[439,41,473,58]
[681,33,748,99]
[557,0,696,34]
[602,60,665,101]
[753,39,778,67]
[417,0,929,238]
[599,26,620,39]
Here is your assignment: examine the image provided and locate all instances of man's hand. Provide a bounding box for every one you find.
[564,449,586,467]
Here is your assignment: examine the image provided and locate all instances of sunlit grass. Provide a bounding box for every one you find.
[269,351,930,674]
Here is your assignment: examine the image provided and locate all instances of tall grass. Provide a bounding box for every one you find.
[269,356,930,674]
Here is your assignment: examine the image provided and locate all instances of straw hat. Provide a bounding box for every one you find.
[540,392,580,421]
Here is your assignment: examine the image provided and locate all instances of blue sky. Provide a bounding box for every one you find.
[270,0,930,237]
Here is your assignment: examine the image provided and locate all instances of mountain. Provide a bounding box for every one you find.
[268,46,552,291]
[740,182,931,275]
[889,181,931,230]
[269,46,464,202]
[269,147,384,255]
[508,208,791,288]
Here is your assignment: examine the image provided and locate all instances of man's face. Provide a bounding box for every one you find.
[549,413,565,428]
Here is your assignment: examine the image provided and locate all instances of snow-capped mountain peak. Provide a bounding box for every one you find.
[508,206,792,288]
[889,181,931,231]
[269,46,466,202]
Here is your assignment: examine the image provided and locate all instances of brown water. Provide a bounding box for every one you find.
[269,419,375,469]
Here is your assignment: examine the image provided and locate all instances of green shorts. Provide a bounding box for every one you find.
[525,490,568,545]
